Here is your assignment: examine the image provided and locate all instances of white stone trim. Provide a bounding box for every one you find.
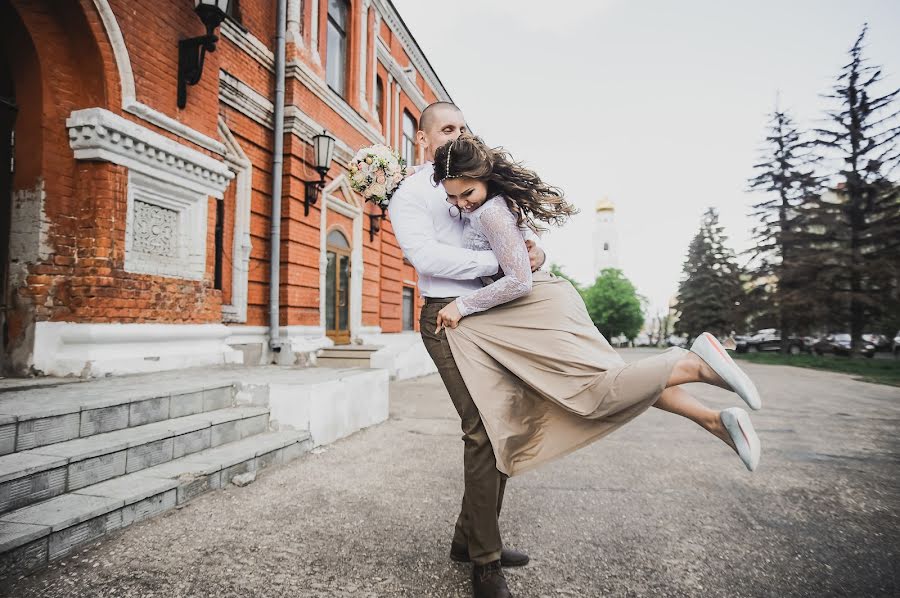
[319,175,364,344]
[90,0,226,155]
[371,0,452,102]
[286,0,305,48]
[287,60,384,144]
[124,171,208,280]
[311,0,321,64]
[370,10,380,113]
[67,108,233,198]
[376,39,427,112]
[221,19,275,71]
[33,322,242,377]
[284,105,356,166]
[219,70,275,129]
[218,118,253,323]
[357,0,369,111]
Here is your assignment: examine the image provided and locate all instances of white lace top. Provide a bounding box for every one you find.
[456,196,534,317]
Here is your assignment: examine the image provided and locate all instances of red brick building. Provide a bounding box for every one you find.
[0,0,449,376]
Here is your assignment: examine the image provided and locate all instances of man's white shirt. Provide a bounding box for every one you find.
[389,162,547,298]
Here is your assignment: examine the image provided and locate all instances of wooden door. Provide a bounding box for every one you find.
[325,229,351,345]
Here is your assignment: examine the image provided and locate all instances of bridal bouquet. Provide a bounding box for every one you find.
[349,144,407,210]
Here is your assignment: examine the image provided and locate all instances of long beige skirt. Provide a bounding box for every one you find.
[446,271,687,477]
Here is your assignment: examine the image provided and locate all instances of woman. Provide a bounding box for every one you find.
[430,135,762,476]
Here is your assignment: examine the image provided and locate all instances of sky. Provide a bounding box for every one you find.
[391,0,900,315]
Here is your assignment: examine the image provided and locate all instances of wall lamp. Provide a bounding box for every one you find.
[304,131,336,216]
[368,207,386,242]
[178,0,230,109]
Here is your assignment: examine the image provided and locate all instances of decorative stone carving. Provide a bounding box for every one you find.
[132,201,177,258]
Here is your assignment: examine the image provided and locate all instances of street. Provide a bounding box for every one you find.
[4,349,898,597]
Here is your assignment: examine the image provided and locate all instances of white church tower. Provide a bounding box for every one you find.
[593,197,619,274]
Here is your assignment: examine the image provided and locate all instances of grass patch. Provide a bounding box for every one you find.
[734,352,900,387]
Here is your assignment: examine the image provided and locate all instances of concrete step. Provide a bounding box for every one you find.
[0,406,269,515]
[0,430,310,580]
[318,345,382,361]
[0,379,236,456]
[315,356,374,368]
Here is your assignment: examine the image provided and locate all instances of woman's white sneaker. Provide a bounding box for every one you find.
[720,407,761,472]
[690,332,762,410]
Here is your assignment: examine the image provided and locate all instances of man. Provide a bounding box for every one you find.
[389,102,547,598]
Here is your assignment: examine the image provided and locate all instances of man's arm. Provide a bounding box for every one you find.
[389,186,499,280]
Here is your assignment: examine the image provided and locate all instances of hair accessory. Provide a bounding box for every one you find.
[444,139,463,180]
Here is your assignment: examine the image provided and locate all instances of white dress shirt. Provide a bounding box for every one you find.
[389,162,547,298]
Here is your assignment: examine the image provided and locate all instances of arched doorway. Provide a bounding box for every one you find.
[325,228,351,345]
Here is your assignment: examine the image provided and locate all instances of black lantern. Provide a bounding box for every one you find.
[304,131,336,216]
[178,0,230,109]
[368,207,386,242]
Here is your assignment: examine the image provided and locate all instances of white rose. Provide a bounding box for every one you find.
[369,183,386,198]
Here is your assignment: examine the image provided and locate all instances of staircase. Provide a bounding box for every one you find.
[316,344,382,369]
[0,372,312,580]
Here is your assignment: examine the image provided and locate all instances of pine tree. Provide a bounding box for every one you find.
[674,208,745,341]
[747,106,823,351]
[811,24,900,356]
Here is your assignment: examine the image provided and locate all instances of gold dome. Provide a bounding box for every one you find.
[595,197,615,212]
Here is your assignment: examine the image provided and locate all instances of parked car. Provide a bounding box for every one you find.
[811,333,876,358]
[863,333,892,352]
[735,329,806,355]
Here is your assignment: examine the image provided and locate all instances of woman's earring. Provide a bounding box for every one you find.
[448,205,461,219]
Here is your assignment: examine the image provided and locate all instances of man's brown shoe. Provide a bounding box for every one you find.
[472,560,511,598]
[450,543,530,567]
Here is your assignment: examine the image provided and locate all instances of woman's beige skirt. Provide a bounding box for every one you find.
[446,271,687,477]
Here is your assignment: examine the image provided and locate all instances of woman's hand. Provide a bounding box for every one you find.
[435,301,463,333]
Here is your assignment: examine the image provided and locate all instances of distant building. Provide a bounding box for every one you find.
[593,197,619,275]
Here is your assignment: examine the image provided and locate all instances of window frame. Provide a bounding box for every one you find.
[325,0,350,98]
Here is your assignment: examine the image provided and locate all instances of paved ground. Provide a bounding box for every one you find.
[3,349,898,597]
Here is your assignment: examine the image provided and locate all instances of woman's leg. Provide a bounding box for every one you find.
[666,351,732,390]
[652,386,735,450]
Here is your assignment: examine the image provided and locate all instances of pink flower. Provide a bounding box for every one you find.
[375,173,386,183]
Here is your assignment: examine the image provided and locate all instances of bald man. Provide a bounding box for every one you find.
[389,102,546,598]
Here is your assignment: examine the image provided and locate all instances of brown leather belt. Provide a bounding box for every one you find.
[423,296,457,305]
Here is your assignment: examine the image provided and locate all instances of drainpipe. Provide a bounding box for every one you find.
[268,0,288,358]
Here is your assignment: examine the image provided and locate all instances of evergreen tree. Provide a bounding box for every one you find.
[747,106,823,350]
[674,208,745,341]
[581,269,644,341]
[811,24,900,356]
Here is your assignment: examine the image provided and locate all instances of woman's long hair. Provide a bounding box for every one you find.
[432,135,578,231]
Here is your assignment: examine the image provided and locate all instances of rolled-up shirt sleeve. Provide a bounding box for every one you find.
[389,182,500,280]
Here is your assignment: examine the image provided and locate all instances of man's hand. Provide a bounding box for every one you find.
[435,301,463,333]
[525,239,545,273]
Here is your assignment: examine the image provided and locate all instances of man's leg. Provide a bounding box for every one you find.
[420,300,505,565]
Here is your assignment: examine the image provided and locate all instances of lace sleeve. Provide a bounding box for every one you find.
[456,202,533,317]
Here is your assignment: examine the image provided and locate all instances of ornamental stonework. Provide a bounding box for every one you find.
[132,200,177,257]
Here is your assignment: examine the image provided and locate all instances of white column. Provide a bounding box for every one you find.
[357,0,369,110]
[393,81,401,148]
[371,12,380,116]
[385,74,393,145]
[287,0,304,48]
[311,0,321,65]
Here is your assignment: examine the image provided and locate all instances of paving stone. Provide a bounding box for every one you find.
[68,451,126,491]
[240,414,269,438]
[121,489,176,527]
[0,453,67,484]
[0,521,50,553]
[80,404,130,436]
[125,438,173,473]
[1,493,123,532]
[172,427,211,459]
[0,536,47,579]
[129,396,170,427]
[73,474,178,505]
[0,424,15,456]
[169,390,204,418]
[0,466,67,514]
[202,386,233,411]
[48,510,123,561]
[210,420,240,447]
[31,432,129,461]
[16,413,80,451]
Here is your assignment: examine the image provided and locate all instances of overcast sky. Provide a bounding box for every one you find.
[392,0,900,314]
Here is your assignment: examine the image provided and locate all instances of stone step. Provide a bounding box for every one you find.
[0,379,236,456]
[316,356,374,368]
[0,430,310,580]
[0,406,269,515]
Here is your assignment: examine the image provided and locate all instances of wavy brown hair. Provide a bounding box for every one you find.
[432,135,578,231]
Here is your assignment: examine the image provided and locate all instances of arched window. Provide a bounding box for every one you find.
[402,110,417,166]
[326,0,349,98]
[375,75,385,127]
